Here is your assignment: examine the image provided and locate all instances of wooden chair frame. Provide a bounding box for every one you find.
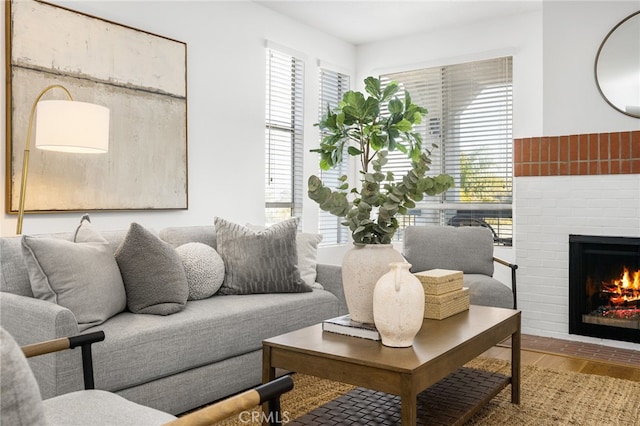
[22,332,293,426]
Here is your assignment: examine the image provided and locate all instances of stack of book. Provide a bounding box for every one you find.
[322,314,381,340]
[414,269,470,320]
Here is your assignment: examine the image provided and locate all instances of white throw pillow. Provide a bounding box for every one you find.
[175,243,225,300]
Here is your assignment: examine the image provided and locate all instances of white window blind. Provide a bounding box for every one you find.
[265,48,304,225]
[381,57,513,245]
[318,68,350,245]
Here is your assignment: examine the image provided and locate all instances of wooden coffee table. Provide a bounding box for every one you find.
[262,305,520,426]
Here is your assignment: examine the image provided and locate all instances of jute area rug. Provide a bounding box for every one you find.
[215,357,640,425]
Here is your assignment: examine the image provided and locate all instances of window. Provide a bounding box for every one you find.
[265,48,305,225]
[381,57,513,245]
[318,68,350,245]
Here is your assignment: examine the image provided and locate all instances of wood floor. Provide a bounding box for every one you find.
[482,345,640,382]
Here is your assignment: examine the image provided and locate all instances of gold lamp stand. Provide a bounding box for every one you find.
[16,85,110,235]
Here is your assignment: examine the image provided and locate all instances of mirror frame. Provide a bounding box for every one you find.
[594,10,640,119]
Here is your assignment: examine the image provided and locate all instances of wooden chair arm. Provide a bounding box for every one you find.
[22,331,105,358]
[21,331,105,389]
[493,257,518,309]
[165,375,294,426]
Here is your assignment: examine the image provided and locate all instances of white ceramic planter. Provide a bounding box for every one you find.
[341,244,405,324]
[373,262,425,347]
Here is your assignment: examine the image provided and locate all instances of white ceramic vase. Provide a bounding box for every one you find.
[341,244,405,324]
[373,262,425,347]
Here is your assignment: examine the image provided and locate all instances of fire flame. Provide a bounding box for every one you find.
[602,267,640,306]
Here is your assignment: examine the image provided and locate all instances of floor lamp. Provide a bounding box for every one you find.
[15,84,110,235]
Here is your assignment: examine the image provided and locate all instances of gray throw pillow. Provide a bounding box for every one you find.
[175,242,225,300]
[115,223,188,315]
[245,223,323,288]
[21,217,127,331]
[215,217,312,295]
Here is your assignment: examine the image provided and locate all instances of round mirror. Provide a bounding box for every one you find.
[595,11,640,118]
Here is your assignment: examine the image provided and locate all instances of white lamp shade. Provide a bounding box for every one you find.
[35,100,110,153]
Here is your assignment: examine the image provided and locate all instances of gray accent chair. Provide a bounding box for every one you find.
[403,225,517,309]
[0,327,293,426]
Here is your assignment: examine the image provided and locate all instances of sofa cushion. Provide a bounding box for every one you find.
[175,243,225,300]
[464,274,513,309]
[21,219,127,331]
[403,225,495,276]
[115,223,188,315]
[42,390,176,425]
[89,289,340,393]
[215,218,312,294]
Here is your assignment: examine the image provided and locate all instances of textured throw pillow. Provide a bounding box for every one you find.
[115,223,188,315]
[176,242,225,300]
[21,216,127,331]
[215,217,312,295]
[245,223,323,288]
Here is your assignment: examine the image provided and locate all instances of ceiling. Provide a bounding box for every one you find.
[255,0,543,45]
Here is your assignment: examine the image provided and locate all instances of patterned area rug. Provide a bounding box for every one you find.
[214,357,640,425]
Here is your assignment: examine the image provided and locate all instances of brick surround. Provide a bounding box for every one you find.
[513,129,639,350]
[514,130,640,177]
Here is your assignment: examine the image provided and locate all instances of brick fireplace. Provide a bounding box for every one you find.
[514,130,640,349]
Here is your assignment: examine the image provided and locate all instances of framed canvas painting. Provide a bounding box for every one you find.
[5,0,188,213]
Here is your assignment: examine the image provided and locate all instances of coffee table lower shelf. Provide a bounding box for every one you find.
[290,367,510,426]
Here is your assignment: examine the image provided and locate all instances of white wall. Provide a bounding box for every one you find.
[517,1,640,349]
[542,1,640,135]
[356,10,544,140]
[0,0,355,236]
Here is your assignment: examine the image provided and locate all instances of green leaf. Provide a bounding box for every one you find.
[373,172,385,182]
[388,98,403,114]
[319,158,331,171]
[394,119,413,132]
[364,77,381,98]
[389,193,402,203]
[403,199,416,209]
[381,82,399,101]
[370,132,385,151]
[347,146,363,156]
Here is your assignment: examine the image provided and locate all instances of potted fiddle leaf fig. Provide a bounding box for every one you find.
[308,76,454,324]
[309,76,454,245]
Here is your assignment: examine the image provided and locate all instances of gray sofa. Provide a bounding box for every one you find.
[0,225,348,415]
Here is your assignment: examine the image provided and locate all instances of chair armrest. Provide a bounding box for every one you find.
[165,375,294,426]
[1,292,83,398]
[22,331,105,390]
[493,257,518,309]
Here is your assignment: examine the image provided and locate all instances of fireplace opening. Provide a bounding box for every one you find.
[569,235,640,344]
